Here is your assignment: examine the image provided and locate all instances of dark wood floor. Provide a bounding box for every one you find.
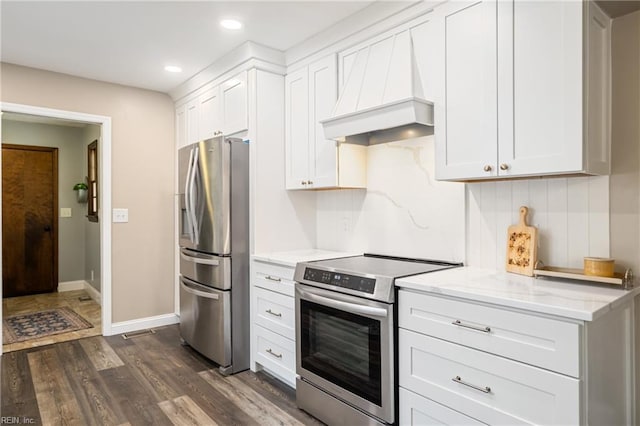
[1,325,323,425]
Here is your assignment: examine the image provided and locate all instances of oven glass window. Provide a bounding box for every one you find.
[300,299,381,406]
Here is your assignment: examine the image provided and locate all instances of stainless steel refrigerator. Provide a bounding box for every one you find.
[178,136,249,375]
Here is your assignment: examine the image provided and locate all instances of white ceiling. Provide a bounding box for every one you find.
[1,1,376,94]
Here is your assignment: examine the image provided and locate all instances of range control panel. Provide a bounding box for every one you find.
[303,268,376,294]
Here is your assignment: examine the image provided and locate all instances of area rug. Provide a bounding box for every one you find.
[3,307,93,344]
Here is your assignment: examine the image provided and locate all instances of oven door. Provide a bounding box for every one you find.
[295,284,394,424]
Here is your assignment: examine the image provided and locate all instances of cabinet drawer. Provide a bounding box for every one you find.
[253,287,295,340]
[399,329,579,425]
[400,387,486,426]
[398,290,580,377]
[254,325,296,388]
[252,261,295,297]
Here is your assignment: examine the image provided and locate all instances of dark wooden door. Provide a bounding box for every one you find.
[2,144,58,297]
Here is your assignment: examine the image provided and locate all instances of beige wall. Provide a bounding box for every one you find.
[1,63,175,322]
[2,119,87,282]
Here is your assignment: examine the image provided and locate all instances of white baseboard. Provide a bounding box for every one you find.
[58,280,87,292]
[83,282,102,304]
[109,313,180,336]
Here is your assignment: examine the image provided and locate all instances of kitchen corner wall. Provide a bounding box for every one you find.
[1,62,176,323]
[316,135,466,262]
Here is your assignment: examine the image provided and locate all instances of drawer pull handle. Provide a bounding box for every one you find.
[452,376,491,394]
[266,348,282,359]
[265,309,282,317]
[265,275,282,282]
[452,320,491,333]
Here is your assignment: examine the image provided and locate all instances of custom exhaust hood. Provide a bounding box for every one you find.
[321,30,434,145]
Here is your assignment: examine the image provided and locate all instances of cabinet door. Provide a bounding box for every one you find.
[221,70,248,136]
[285,67,310,189]
[198,87,222,141]
[308,54,338,188]
[497,0,583,176]
[175,104,188,149]
[434,0,498,181]
[186,98,200,144]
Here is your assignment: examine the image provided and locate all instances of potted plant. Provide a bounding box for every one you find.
[73,182,88,203]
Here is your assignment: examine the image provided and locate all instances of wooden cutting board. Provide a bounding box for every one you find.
[506,206,538,276]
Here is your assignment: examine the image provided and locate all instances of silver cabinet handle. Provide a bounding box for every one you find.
[452,376,491,393]
[452,320,491,333]
[264,275,281,282]
[266,348,282,359]
[265,309,282,317]
[483,165,492,172]
[500,163,509,170]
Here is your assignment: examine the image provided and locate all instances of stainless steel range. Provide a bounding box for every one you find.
[294,254,462,425]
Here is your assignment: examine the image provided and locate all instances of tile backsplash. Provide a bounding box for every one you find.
[466,176,610,270]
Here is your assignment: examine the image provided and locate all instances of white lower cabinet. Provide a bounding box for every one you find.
[399,388,485,426]
[398,288,636,425]
[250,258,297,387]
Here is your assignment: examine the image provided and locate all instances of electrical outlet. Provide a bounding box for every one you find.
[112,208,129,223]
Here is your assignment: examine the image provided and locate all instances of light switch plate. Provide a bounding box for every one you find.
[112,208,129,223]
[60,208,72,218]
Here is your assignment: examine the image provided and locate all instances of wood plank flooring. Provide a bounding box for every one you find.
[1,325,323,425]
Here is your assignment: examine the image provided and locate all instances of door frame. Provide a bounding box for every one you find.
[0,102,113,354]
[2,144,59,296]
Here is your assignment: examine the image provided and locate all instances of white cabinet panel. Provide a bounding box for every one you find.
[399,329,580,425]
[186,99,200,144]
[253,286,295,340]
[398,290,581,377]
[399,388,486,426]
[498,0,582,176]
[285,67,310,189]
[308,55,338,188]
[254,325,296,387]
[435,0,497,180]
[198,87,221,141]
[221,70,248,135]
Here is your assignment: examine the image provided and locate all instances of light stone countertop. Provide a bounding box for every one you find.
[396,266,640,321]
[252,249,360,268]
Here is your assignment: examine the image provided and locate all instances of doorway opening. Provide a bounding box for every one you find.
[0,103,112,354]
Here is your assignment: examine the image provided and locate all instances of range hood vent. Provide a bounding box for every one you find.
[321,30,433,145]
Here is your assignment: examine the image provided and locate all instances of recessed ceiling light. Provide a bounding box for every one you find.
[164,65,182,73]
[221,19,242,30]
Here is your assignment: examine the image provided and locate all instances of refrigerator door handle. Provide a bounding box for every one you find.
[180,249,220,266]
[184,147,195,242]
[180,278,220,300]
[190,146,200,245]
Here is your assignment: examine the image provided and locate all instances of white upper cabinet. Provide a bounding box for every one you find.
[285,54,366,190]
[221,70,248,136]
[435,0,611,181]
[175,70,248,145]
[198,87,222,141]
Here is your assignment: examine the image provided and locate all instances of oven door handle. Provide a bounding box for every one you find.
[298,288,388,318]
